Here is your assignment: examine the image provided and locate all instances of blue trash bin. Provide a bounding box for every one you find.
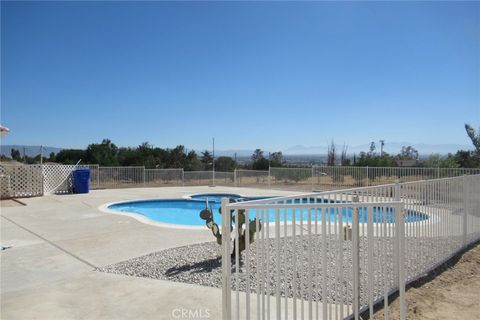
[73,169,90,193]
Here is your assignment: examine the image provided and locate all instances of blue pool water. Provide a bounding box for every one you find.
[108,194,428,227]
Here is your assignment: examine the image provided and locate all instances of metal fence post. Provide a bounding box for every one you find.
[463,175,468,247]
[366,166,369,187]
[352,195,360,319]
[212,168,215,187]
[394,180,401,285]
[96,166,100,188]
[268,166,271,189]
[234,169,237,187]
[396,204,406,320]
[311,165,314,191]
[394,180,400,200]
[181,169,185,186]
[143,166,146,186]
[221,198,231,320]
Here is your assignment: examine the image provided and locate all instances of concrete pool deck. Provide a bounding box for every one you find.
[1,186,297,320]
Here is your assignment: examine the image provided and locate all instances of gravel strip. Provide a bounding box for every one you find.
[97,235,458,305]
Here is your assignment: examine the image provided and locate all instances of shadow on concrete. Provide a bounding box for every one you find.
[165,256,222,276]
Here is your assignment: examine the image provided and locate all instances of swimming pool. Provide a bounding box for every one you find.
[107,193,428,227]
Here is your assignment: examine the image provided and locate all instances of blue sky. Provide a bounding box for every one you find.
[1,1,479,152]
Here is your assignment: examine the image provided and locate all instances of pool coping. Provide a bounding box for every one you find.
[98,198,209,230]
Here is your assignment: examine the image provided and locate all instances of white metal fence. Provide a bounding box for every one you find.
[2,162,480,198]
[235,169,270,188]
[220,174,480,319]
[97,166,145,188]
[183,171,234,186]
[93,166,480,191]
[144,168,184,186]
[277,166,480,191]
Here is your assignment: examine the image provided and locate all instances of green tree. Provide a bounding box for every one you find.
[10,148,21,161]
[85,139,119,166]
[327,141,336,166]
[251,149,264,163]
[341,144,350,166]
[269,152,284,167]
[423,154,443,167]
[252,158,269,170]
[465,123,480,154]
[454,150,479,168]
[167,145,188,168]
[424,153,459,168]
[251,149,269,170]
[441,154,460,168]
[48,152,56,162]
[397,146,419,160]
[356,151,396,167]
[215,156,237,172]
[55,149,85,164]
[185,150,203,171]
[201,150,213,169]
[117,147,141,166]
[137,142,155,167]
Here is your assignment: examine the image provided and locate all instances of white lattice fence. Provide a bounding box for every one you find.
[0,174,12,198]
[42,164,74,194]
[0,165,11,198]
[42,164,92,194]
[0,164,43,197]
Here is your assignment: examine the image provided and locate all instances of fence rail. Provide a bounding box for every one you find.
[221,174,480,319]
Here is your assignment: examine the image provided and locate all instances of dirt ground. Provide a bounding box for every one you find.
[373,243,480,320]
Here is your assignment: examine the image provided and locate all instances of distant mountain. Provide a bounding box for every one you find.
[1,145,63,157]
[283,145,328,155]
[283,142,473,156]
